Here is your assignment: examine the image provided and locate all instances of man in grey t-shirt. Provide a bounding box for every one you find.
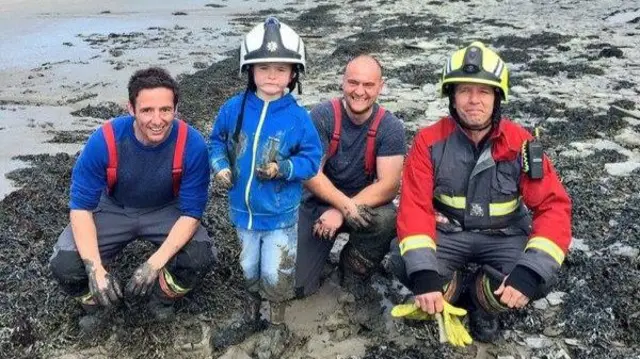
[295,55,406,297]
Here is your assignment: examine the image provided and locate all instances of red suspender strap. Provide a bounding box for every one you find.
[327,97,342,158]
[172,120,188,197]
[364,106,386,177]
[102,121,118,195]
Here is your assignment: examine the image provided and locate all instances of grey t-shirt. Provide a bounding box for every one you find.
[310,100,406,197]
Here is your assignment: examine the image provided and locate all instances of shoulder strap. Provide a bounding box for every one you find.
[327,97,342,159]
[364,106,386,178]
[102,121,118,195]
[172,120,188,197]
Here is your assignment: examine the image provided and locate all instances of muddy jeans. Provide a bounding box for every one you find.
[237,225,297,302]
[49,195,217,299]
[294,198,397,298]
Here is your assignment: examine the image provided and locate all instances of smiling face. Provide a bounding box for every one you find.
[453,83,496,130]
[128,87,175,146]
[252,62,294,101]
[341,55,384,119]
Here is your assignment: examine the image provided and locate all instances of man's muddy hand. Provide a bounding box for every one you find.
[342,201,376,230]
[126,261,162,297]
[84,260,123,306]
[313,208,344,239]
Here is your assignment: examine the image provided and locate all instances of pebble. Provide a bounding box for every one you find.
[533,298,549,310]
[525,336,553,349]
[615,128,640,147]
[546,292,567,306]
[543,326,564,337]
[564,338,580,346]
[570,238,590,252]
[605,161,640,176]
[608,242,640,259]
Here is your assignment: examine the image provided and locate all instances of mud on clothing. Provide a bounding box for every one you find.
[209,90,322,301]
[50,115,215,299]
[237,225,297,302]
[294,100,407,297]
[50,194,216,298]
[209,91,322,231]
[396,116,572,297]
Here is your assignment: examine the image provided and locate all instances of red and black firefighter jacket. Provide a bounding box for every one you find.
[397,116,572,294]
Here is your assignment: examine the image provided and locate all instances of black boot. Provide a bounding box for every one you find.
[469,308,500,343]
[78,296,107,334]
[148,294,176,323]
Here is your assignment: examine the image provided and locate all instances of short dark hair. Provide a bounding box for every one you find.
[127,67,179,109]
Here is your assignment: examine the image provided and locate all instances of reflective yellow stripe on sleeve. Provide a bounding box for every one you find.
[399,235,436,256]
[525,236,565,265]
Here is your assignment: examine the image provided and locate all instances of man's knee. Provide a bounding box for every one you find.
[370,204,397,232]
[170,236,216,289]
[176,234,217,272]
[49,248,87,296]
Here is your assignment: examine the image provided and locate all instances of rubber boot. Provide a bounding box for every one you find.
[146,279,178,322]
[78,297,106,334]
[469,307,500,343]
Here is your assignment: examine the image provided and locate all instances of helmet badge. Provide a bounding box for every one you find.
[267,41,278,52]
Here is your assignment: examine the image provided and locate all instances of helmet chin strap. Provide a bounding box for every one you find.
[449,94,502,132]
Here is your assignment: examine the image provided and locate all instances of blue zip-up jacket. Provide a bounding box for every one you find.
[209,91,322,230]
[69,115,210,218]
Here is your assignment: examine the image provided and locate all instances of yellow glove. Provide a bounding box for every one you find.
[441,301,473,347]
[391,301,473,347]
[391,303,434,321]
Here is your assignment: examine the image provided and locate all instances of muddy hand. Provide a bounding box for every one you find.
[256,162,279,180]
[215,168,233,190]
[344,203,376,230]
[126,261,161,297]
[84,260,123,307]
[313,208,344,240]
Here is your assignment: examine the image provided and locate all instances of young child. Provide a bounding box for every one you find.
[209,17,322,331]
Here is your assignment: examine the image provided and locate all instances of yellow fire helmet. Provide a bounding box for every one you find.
[440,41,509,102]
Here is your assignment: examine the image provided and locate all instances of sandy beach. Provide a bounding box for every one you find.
[1,0,640,358]
[0,0,313,199]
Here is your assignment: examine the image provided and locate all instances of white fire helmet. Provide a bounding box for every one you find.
[239,17,306,76]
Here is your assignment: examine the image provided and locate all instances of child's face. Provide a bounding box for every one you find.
[253,63,294,100]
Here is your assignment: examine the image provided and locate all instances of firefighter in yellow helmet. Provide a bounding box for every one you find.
[389,42,572,345]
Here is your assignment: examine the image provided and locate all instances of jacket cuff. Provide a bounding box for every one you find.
[277,159,292,180]
[410,270,444,295]
[505,265,541,299]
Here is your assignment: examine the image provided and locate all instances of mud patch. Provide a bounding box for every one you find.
[386,63,441,86]
[526,60,605,78]
[499,48,532,64]
[70,102,126,120]
[543,107,627,143]
[46,130,93,144]
[492,32,573,49]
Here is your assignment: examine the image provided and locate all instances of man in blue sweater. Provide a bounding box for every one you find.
[49,67,216,332]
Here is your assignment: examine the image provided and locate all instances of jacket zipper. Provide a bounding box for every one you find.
[244,100,269,230]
